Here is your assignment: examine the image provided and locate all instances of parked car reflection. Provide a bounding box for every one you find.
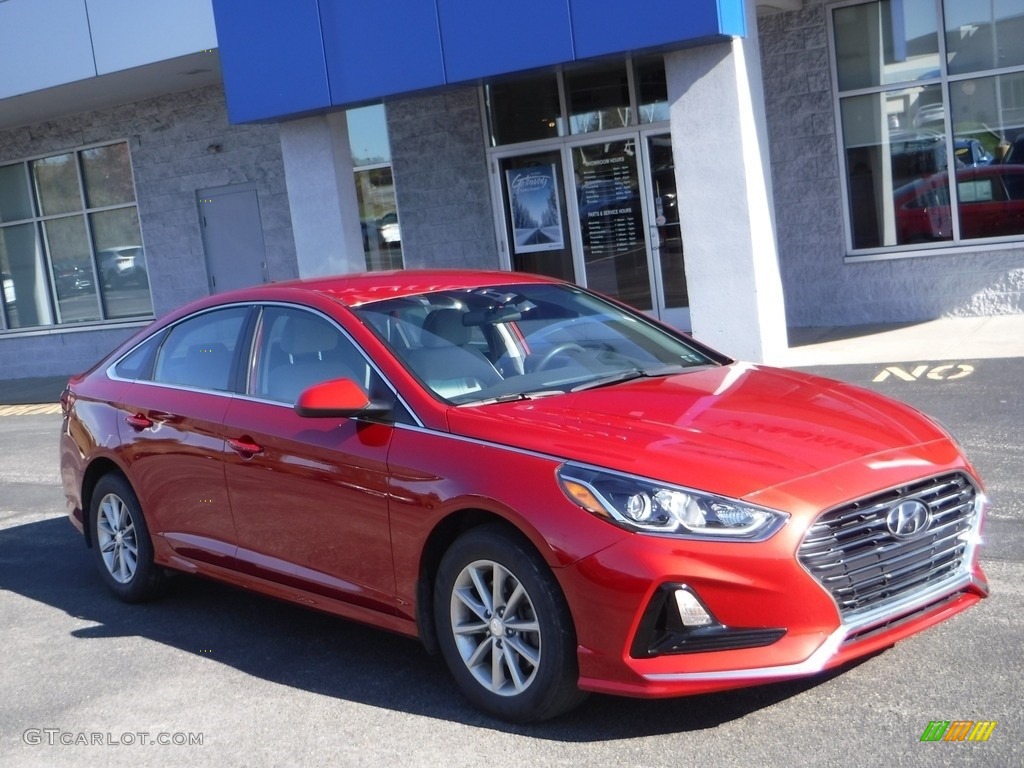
[97,246,148,288]
[895,165,1024,242]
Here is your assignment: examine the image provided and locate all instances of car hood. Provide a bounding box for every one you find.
[445,363,950,501]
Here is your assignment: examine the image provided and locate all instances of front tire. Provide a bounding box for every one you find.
[434,525,586,722]
[90,473,165,603]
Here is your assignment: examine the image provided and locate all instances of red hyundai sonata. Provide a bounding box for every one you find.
[60,270,988,721]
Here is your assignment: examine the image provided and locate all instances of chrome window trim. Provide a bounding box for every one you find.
[106,300,424,428]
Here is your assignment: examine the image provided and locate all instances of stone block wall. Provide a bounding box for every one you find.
[0,84,295,379]
[386,87,499,270]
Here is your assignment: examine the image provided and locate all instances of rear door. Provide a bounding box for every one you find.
[116,305,251,566]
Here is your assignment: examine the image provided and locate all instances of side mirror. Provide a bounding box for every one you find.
[294,378,391,419]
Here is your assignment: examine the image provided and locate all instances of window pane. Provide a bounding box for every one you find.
[81,143,135,208]
[43,215,101,324]
[1,222,53,329]
[945,0,1024,75]
[949,73,1024,163]
[573,139,652,310]
[0,163,34,223]
[567,63,633,134]
[353,167,403,271]
[113,332,164,381]
[486,74,563,146]
[841,85,952,248]
[955,165,1024,238]
[253,306,369,404]
[947,72,1024,239]
[31,154,82,216]
[154,307,249,391]
[833,0,940,91]
[91,207,153,319]
[346,104,392,166]
[636,56,669,124]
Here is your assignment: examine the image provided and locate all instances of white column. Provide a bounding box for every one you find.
[665,5,788,363]
[279,112,366,278]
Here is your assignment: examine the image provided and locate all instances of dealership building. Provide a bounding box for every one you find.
[2,0,1023,380]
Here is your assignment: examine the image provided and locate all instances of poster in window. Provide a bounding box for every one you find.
[506,165,564,254]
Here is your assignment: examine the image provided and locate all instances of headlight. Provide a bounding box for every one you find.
[557,463,787,540]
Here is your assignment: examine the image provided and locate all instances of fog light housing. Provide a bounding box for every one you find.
[631,584,788,658]
[674,588,714,627]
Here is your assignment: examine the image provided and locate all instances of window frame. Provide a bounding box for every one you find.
[827,0,1024,261]
[0,139,153,332]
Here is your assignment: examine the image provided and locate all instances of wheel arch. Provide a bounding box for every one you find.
[80,457,130,548]
[415,508,576,656]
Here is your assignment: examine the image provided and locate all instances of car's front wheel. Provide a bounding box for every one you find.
[90,473,165,603]
[434,525,586,722]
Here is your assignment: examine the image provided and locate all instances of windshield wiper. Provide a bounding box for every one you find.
[570,365,689,392]
[464,390,563,406]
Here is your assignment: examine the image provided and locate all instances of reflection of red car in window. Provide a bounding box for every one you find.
[895,165,1024,243]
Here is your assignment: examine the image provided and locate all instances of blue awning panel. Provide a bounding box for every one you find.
[319,0,446,106]
[213,0,331,123]
[213,0,747,124]
[437,0,575,83]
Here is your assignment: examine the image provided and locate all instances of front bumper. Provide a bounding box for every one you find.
[559,468,988,698]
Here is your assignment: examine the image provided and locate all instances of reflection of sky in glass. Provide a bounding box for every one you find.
[902,0,937,39]
[944,0,1023,30]
[346,104,391,167]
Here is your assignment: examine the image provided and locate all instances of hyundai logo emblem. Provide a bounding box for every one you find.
[886,499,931,539]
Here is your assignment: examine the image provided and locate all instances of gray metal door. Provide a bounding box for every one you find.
[197,184,268,293]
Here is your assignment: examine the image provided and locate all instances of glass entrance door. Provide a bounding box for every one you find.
[571,138,653,310]
[642,132,689,329]
[493,132,689,328]
[497,151,574,282]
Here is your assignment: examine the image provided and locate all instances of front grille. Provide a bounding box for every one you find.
[798,472,978,620]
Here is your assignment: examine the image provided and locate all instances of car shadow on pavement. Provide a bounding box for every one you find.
[2,516,870,740]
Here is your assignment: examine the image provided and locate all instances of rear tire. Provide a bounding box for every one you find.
[90,473,165,603]
[434,525,587,722]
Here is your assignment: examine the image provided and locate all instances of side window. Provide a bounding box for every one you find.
[153,307,249,391]
[112,331,165,381]
[252,307,371,405]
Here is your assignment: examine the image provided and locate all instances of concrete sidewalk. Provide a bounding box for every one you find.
[1,314,1022,406]
[780,313,1024,367]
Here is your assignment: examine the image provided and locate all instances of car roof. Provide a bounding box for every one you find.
[212,269,562,309]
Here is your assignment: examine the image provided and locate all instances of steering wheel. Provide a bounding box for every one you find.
[535,342,586,371]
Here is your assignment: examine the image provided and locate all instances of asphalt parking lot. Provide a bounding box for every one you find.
[0,357,1020,767]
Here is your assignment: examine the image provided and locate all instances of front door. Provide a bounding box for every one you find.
[493,131,689,329]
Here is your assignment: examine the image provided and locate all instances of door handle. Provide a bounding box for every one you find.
[125,413,153,430]
[228,437,264,458]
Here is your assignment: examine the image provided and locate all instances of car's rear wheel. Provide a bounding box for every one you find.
[434,525,586,722]
[90,473,165,603]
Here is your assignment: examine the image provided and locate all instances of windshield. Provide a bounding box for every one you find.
[354,283,717,404]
